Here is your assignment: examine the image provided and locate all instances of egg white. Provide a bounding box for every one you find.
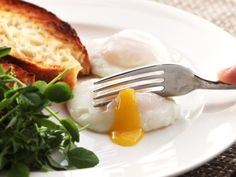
[67,78,114,133]
[67,78,181,133]
[86,29,173,77]
[67,29,184,133]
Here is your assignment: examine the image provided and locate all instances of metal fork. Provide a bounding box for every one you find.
[93,64,236,107]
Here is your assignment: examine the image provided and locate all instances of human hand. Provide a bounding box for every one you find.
[218,66,236,84]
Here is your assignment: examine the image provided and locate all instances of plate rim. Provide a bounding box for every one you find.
[21,0,236,177]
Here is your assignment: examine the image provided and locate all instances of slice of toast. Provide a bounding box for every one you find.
[0,0,91,88]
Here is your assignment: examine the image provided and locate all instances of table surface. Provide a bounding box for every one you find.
[158,0,236,176]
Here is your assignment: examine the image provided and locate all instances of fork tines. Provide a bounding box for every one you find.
[93,64,166,107]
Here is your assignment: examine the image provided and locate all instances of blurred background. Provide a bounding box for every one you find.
[159,0,236,37]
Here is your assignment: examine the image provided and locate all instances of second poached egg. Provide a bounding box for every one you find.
[86,30,173,77]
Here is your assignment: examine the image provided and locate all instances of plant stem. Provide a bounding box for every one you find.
[79,124,90,131]
[0,105,19,123]
[47,69,69,87]
[0,75,26,86]
[45,106,61,122]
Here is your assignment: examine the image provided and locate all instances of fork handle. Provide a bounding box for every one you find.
[195,75,236,89]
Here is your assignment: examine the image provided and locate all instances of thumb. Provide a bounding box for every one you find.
[218,65,236,84]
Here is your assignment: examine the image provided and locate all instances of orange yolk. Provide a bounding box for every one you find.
[109,89,144,146]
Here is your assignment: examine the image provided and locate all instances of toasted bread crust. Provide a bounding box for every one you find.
[0,0,91,87]
[1,55,75,86]
[0,61,35,85]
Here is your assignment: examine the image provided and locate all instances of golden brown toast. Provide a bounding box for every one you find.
[0,0,91,88]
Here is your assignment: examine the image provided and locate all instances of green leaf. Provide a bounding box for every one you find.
[0,92,19,111]
[44,82,73,103]
[6,116,17,129]
[22,92,43,107]
[0,65,5,75]
[60,118,80,142]
[0,147,8,169]
[4,86,36,99]
[7,162,29,177]
[0,156,6,170]
[36,119,59,130]
[62,137,71,147]
[0,47,11,58]
[68,147,99,169]
[33,81,47,94]
[46,155,67,170]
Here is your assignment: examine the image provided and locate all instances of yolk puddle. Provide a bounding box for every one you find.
[110,89,144,146]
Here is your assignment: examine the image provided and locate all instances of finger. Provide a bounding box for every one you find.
[218,65,236,84]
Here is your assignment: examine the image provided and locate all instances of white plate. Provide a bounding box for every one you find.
[18,0,236,176]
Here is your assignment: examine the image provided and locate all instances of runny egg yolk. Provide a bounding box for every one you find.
[110,89,144,146]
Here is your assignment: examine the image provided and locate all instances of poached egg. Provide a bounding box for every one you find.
[86,30,172,77]
[67,30,182,146]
